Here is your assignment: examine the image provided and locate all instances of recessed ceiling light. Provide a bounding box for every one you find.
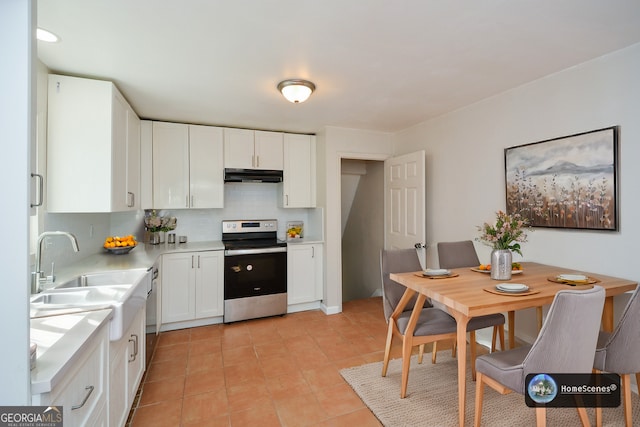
[37,28,59,43]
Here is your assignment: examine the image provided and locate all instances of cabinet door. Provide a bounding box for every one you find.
[254,130,283,170]
[108,338,128,427]
[161,252,196,323]
[194,251,224,318]
[126,307,145,403]
[223,128,254,169]
[287,244,323,304]
[283,134,315,207]
[111,91,128,212]
[189,125,224,208]
[152,122,190,209]
[125,108,141,210]
[47,75,113,212]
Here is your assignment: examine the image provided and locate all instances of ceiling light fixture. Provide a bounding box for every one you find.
[36,28,59,43]
[277,79,315,103]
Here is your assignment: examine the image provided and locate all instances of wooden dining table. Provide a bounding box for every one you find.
[389,262,637,427]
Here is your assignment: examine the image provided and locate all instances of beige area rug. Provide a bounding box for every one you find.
[340,353,640,426]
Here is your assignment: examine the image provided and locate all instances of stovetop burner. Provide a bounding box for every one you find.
[222,219,286,252]
[223,238,287,251]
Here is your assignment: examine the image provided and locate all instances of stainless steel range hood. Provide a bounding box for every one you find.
[223,168,283,183]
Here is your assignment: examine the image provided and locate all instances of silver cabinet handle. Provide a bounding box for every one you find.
[127,191,135,207]
[198,255,201,269]
[128,334,139,362]
[71,385,94,410]
[192,255,195,269]
[312,246,315,258]
[186,195,189,208]
[256,155,260,168]
[190,195,194,208]
[128,337,136,362]
[286,194,289,206]
[30,173,44,208]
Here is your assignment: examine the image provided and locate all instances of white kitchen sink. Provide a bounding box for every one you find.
[54,268,149,289]
[30,269,150,341]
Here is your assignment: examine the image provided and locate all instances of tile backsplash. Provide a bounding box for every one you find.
[42,183,321,269]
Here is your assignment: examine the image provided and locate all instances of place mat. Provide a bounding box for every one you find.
[483,286,540,296]
[547,276,600,286]
[414,273,460,279]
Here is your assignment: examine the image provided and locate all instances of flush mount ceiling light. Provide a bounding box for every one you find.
[36,28,60,43]
[277,79,315,103]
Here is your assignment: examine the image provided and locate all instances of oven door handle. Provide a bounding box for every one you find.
[225,246,287,256]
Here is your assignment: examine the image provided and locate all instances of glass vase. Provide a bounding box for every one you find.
[491,249,512,280]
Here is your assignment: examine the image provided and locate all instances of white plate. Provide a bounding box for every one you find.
[423,269,451,276]
[557,274,588,282]
[496,283,529,292]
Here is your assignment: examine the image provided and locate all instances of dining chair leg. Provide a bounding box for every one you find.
[400,336,413,398]
[535,406,546,427]
[491,327,497,352]
[474,373,485,427]
[431,341,438,364]
[418,344,425,364]
[622,373,632,427]
[576,407,590,427]
[595,404,602,427]
[452,338,457,358]
[498,325,505,351]
[381,321,394,377]
[470,331,477,381]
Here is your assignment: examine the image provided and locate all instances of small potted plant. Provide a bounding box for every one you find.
[477,210,529,280]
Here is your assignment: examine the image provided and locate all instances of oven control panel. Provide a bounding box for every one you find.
[222,219,278,234]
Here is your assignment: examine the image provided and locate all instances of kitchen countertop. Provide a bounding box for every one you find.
[31,308,113,394]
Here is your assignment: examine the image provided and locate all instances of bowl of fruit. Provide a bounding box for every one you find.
[103,235,137,255]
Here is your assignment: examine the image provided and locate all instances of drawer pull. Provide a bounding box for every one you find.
[71,385,94,410]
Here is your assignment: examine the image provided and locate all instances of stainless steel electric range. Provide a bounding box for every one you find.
[222,219,287,323]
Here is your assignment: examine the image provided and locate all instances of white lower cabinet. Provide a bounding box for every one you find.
[32,324,108,427]
[109,306,146,427]
[161,251,224,325]
[287,243,323,305]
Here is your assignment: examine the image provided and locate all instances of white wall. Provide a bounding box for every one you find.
[319,126,394,313]
[395,42,640,343]
[1,0,34,404]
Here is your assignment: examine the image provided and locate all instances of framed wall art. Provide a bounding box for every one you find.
[504,126,618,231]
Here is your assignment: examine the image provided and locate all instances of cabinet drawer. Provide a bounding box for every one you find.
[37,327,108,426]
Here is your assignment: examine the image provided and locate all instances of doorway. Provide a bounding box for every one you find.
[341,159,385,302]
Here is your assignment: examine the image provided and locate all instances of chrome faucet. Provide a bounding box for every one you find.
[32,231,80,293]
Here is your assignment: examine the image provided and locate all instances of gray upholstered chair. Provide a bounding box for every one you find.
[437,240,506,358]
[593,286,640,427]
[380,248,506,397]
[474,286,605,427]
[437,240,481,269]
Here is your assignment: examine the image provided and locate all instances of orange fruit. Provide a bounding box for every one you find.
[486,264,491,271]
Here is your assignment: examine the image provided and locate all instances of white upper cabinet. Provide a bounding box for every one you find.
[224,128,283,170]
[152,122,223,209]
[282,134,316,208]
[47,74,140,212]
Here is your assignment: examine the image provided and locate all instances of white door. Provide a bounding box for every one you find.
[384,150,425,249]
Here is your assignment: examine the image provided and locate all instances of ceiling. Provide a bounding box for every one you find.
[37,1,640,135]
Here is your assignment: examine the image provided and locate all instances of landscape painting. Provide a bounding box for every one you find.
[504,127,618,231]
